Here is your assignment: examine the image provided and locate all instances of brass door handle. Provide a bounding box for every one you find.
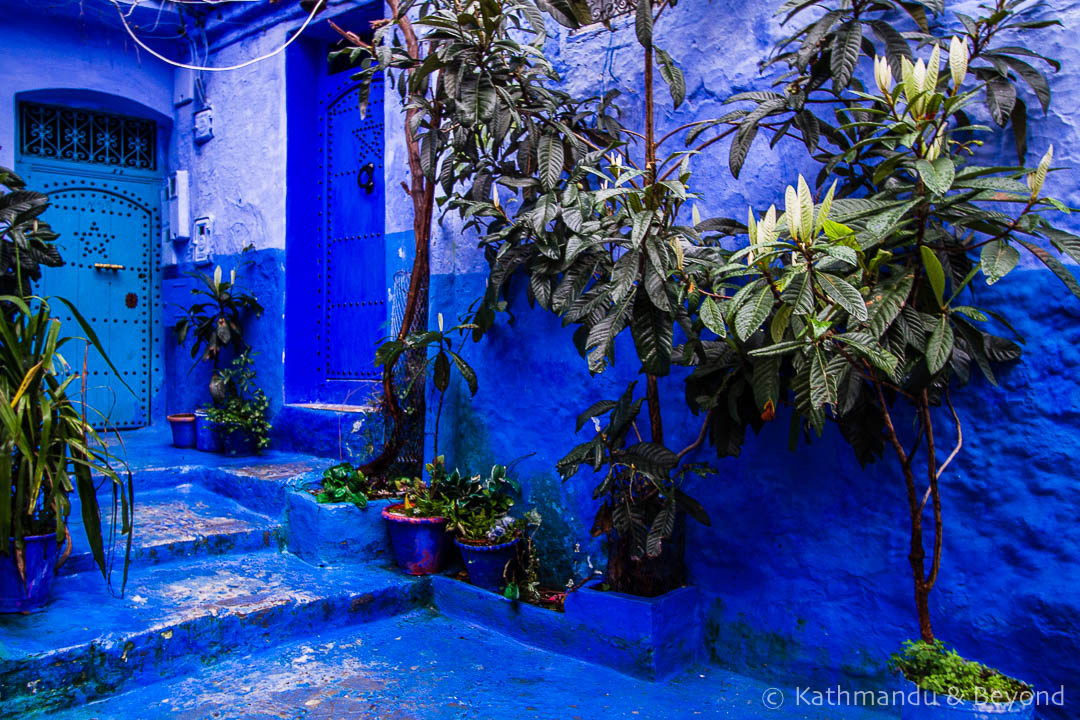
[93,263,124,271]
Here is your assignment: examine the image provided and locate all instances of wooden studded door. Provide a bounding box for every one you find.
[316,70,387,388]
[16,101,159,429]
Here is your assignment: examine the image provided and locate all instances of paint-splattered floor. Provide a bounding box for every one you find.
[50,609,887,720]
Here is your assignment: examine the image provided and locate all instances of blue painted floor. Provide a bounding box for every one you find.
[49,609,885,719]
[1,426,887,719]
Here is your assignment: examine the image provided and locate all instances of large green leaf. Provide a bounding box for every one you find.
[538,133,564,191]
[920,246,946,307]
[655,48,685,109]
[699,296,727,337]
[735,283,774,340]
[916,157,955,195]
[446,350,478,395]
[980,240,1020,285]
[817,273,868,321]
[926,314,954,374]
[575,400,616,432]
[830,21,862,89]
[808,345,836,409]
[867,272,913,337]
[1017,238,1080,300]
[630,292,673,376]
[635,0,652,48]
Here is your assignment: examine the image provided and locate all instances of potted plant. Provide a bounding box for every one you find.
[441,463,538,592]
[382,456,454,575]
[173,252,262,451]
[203,352,271,457]
[890,641,1033,718]
[0,295,132,612]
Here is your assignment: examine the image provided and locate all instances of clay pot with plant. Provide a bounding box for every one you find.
[172,250,262,450]
[0,295,133,612]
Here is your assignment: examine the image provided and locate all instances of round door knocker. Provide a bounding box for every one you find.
[357,162,376,194]
[125,293,138,309]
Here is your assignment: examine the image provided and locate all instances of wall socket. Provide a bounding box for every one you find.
[192,216,213,265]
[193,108,214,145]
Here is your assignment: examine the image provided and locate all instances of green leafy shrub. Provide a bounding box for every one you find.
[441,463,519,540]
[174,255,262,371]
[890,640,1031,703]
[0,295,132,584]
[204,352,271,451]
[315,463,369,508]
[392,456,454,518]
[0,167,63,298]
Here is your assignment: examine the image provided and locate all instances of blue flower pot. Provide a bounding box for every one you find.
[0,533,58,613]
[898,678,1035,719]
[382,504,448,575]
[455,537,519,592]
[194,410,222,453]
[167,413,196,448]
[222,429,256,457]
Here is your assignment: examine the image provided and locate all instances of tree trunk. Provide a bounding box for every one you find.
[606,509,686,597]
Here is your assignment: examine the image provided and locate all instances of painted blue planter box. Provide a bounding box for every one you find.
[564,581,704,680]
[285,490,394,566]
[430,575,703,680]
[898,679,1035,719]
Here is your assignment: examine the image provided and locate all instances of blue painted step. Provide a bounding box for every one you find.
[62,483,283,576]
[0,550,429,716]
[44,609,886,720]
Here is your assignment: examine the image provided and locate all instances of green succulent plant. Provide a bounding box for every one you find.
[890,640,1031,703]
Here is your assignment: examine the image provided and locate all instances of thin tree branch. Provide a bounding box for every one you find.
[676,410,712,462]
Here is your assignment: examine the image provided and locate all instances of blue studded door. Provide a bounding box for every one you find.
[316,70,386,386]
[16,102,159,429]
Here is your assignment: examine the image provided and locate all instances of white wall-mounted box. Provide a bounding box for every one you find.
[167,170,191,241]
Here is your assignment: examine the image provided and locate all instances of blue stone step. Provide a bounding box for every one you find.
[43,609,884,720]
[62,483,283,576]
[0,550,429,716]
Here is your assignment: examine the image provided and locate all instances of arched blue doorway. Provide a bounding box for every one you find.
[15,98,164,429]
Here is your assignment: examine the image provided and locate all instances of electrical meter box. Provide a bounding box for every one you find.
[167,170,191,241]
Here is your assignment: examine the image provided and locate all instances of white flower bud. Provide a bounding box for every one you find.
[785,185,801,243]
[874,56,893,95]
[949,36,968,89]
[1028,144,1054,198]
[925,45,941,98]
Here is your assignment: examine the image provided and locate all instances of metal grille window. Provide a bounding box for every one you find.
[19,102,157,170]
[587,0,636,22]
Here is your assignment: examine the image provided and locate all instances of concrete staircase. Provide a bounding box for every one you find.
[0,439,427,718]
[0,430,883,720]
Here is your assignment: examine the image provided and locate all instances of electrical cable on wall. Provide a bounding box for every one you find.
[107,0,321,72]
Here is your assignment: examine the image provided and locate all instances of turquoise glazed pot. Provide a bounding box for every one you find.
[455,537,519,592]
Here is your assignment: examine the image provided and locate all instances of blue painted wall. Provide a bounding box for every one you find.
[0,3,175,426]
[424,2,1080,716]
[5,0,1079,713]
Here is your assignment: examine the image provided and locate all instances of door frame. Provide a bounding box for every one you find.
[13,92,168,429]
[285,35,389,407]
